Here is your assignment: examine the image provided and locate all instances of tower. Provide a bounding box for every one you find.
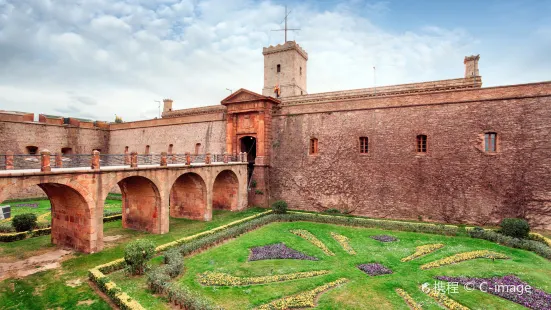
[262,41,308,98]
[464,55,480,78]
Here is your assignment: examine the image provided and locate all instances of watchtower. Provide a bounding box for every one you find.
[262,41,308,98]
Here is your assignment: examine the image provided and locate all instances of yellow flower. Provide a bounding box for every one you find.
[330,232,356,255]
[290,229,334,256]
[420,250,508,270]
[396,288,423,310]
[401,244,444,262]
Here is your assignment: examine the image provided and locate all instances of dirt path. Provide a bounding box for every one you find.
[0,249,72,281]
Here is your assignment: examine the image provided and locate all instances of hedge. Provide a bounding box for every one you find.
[0,213,122,242]
[468,227,551,259]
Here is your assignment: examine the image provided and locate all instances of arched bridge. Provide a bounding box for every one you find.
[0,153,248,253]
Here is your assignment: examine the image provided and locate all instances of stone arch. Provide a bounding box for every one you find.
[118,176,162,233]
[170,172,207,220]
[213,170,239,211]
[38,183,95,253]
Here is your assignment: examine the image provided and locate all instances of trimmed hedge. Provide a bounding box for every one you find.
[0,222,15,233]
[89,268,145,310]
[0,213,122,242]
[468,227,551,259]
[271,200,288,214]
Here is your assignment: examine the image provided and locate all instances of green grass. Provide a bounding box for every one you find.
[1,199,122,225]
[138,221,551,310]
[0,207,267,309]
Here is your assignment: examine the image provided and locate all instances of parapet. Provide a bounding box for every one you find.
[263,41,308,60]
[162,105,227,118]
[0,110,34,122]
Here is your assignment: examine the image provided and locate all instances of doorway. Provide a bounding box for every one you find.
[240,136,257,184]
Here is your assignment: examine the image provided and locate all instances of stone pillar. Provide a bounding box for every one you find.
[205,153,211,164]
[185,152,191,165]
[40,149,51,172]
[130,152,138,168]
[55,153,63,168]
[243,152,248,163]
[223,152,229,163]
[124,149,130,165]
[5,151,14,170]
[91,150,100,170]
[160,152,167,167]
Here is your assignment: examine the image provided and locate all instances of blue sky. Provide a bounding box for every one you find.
[0,0,549,121]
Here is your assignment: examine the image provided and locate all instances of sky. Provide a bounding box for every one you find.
[0,0,549,122]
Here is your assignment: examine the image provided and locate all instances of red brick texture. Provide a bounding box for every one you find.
[118,176,161,233]
[212,170,239,210]
[170,173,207,220]
[270,83,551,229]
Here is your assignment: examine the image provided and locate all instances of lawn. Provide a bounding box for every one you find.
[118,221,551,310]
[0,207,267,309]
[1,198,122,225]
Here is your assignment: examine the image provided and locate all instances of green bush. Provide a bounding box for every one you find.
[469,227,551,259]
[324,208,341,214]
[124,239,156,275]
[0,222,15,233]
[164,248,184,278]
[500,218,530,239]
[271,200,288,214]
[12,213,37,232]
[0,231,27,242]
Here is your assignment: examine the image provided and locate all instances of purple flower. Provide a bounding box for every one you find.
[248,243,318,261]
[370,235,398,242]
[435,275,551,310]
[358,263,393,276]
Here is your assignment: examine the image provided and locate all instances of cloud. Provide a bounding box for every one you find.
[0,0,548,122]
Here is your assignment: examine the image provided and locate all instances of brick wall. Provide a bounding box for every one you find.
[269,83,551,229]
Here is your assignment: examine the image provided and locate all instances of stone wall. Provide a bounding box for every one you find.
[108,117,226,155]
[269,82,551,229]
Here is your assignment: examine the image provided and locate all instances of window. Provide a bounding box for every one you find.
[124,146,129,153]
[300,67,302,75]
[359,137,369,154]
[145,145,150,154]
[195,143,201,155]
[26,146,38,155]
[61,147,73,155]
[485,132,497,152]
[416,135,427,153]
[277,64,281,73]
[309,138,318,155]
[168,144,173,154]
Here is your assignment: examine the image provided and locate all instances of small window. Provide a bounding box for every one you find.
[485,132,497,152]
[61,147,73,155]
[359,137,369,154]
[124,146,129,153]
[309,138,318,155]
[277,64,281,73]
[300,67,302,75]
[145,145,150,154]
[168,144,174,154]
[195,143,201,155]
[26,146,38,155]
[416,135,427,153]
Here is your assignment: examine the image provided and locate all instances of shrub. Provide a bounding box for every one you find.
[0,222,15,233]
[468,228,551,259]
[164,248,184,278]
[324,208,341,214]
[12,213,37,232]
[500,218,530,239]
[271,200,288,214]
[124,239,155,275]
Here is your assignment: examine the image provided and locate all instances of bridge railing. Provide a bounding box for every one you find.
[0,150,249,171]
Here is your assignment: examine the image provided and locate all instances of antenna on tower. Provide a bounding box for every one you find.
[271,6,300,43]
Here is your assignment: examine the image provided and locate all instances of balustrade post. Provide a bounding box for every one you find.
[40,149,51,172]
[55,153,63,168]
[5,151,14,170]
[91,150,100,170]
[185,152,191,165]
[124,149,130,165]
[130,152,138,168]
[243,152,248,163]
[205,153,211,164]
[160,152,167,167]
[223,152,228,163]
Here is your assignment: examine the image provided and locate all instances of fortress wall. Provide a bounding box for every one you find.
[0,121,108,155]
[269,83,551,229]
[108,119,227,155]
